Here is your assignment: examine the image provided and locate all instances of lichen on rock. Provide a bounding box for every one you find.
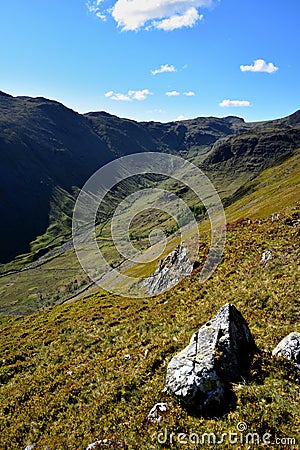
[165,304,257,414]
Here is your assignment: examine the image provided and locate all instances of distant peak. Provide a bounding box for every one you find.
[224,116,245,123]
[85,111,117,118]
[0,91,13,98]
[289,110,300,119]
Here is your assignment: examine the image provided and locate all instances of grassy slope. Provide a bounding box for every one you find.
[225,152,300,221]
[1,150,299,317]
[0,154,299,449]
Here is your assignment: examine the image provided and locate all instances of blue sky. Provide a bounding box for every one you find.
[0,0,299,122]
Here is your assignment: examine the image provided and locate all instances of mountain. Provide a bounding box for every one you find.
[206,128,299,166]
[0,90,299,264]
[85,111,248,155]
[0,91,118,262]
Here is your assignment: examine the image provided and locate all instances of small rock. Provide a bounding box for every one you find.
[123,354,131,361]
[147,403,167,423]
[261,250,272,263]
[24,446,35,450]
[165,304,256,413]
[86,439,127,449]
[86,441,104,449]
[272,332,300,371]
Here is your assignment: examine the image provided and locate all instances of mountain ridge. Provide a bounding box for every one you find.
[0,90,299,264]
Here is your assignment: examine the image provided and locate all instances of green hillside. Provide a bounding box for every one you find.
[1,151,299,449]
[1,91,299,267]
[1,149,299,318]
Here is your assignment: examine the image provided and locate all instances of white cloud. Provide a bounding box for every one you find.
[87,0,216,31]
[219,99,251,107]
[128,89,152,100]
[240,59,279,73]
[155,7,203,31]
[86,2,98,13]
[105,91,131,101]
[176,114,185,121]
[165,90,195,96]
[86,0,106,19]
[151,64,176,75]
[86,1,98,13]
[105,89,152,101]
[96,11,107,20]
[166,90,180,97]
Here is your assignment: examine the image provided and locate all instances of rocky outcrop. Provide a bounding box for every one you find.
[165,304,256,413]
[272,332,300,371]
[144,245,194,295]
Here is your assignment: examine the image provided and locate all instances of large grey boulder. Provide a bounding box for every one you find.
[272,332,300,371]
[165,304,256,413]
[144,245,194,295]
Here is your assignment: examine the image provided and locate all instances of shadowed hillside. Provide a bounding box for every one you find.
[0,92,115,262]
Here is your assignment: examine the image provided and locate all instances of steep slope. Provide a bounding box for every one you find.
[200,123,300,197]
[0,90,299,266]
[0,142,299,449]
[205,126,300,167]
[0,195,299,449]
[0,149,299,317]
[0,92,114,262]
[251,109,300,128]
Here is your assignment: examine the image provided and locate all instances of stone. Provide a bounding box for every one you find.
[261,250,272,263]
[165,304,256,413]
[144,245,194,295]
[86,439,127,449]
[271,213,280,221]
[147,403,167,423]
[272,332,300,370]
